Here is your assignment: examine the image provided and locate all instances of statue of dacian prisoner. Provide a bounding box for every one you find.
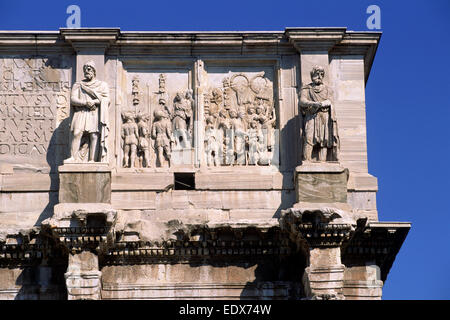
[299,65,339,162]
[65,61,110,163]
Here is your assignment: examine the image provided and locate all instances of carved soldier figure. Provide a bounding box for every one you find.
[218,109,233,165]
[121,112,139,168]
[152,110,175,167]
[159,97,172,121]
[184,90,194,120]
[172,91,193,148]
[204,115,220,166]
[255,103,276,151]
[66,60,110,163]
[230,110,247,165]
[136,113,151,168]
[246,105,258,127]
[247,120,264,165]
[300,65,339,162]
[231,74,253,113]
[184,90,194,144]
[209,88,223,117]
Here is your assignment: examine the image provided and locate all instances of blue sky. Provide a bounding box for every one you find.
[0,0,449,300]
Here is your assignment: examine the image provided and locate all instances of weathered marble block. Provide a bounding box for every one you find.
[295,163,348,203]
[58,163,111,204]
[65,251,102,300]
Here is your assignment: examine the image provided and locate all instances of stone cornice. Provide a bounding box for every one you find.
[0,231,65,267]
[0,28,380,51]
[60,28,120,52]
[103,238,292,265]
[0,31,72,54]
[332,31,382,84]
[341,221,410,282]
[0,28,380,80]
[118,31,285,44]
[0,31,60,44]
[0,217,409,280]
[285,27,347,51]
[59,28,120,42]
[279,206,356,250]
[114,31,292,56]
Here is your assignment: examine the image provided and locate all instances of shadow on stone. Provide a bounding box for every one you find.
[239,254,306,300]
[33,117,70,227]
[12,116,71,300]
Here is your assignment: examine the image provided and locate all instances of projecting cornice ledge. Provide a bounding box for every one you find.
[60,28,120,52]
[285,27,381,84]
[0,28,381,81]
[342,221,411,282]
[285,27,347,51]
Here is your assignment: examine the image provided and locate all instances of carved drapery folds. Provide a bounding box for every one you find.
[300,65,339,162]
[204,72,276,166]
[66,61,110,164]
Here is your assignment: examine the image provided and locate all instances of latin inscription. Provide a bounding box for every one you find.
[0,57,71,157]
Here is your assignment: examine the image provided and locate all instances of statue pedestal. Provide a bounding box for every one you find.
[58,163,111,204]
[295,162,348,204]
[55,163,114,300]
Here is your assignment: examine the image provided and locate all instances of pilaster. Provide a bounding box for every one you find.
[341,221,411,299]
[285,28,346,88]
[41,202,116,300]
[281,159,354,299]
[65,251,102,300]
[280,206,353,299]
[60,28,120,81]
[47,163,116,300]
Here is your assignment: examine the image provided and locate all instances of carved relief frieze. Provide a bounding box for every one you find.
[203,71,277,166]
[119,70,193,168]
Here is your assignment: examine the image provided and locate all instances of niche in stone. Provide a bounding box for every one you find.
[174,172,195,190]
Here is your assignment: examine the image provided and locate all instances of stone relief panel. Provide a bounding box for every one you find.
[203,67,278,167]
[0,56,73,172]
[119,69,193,168]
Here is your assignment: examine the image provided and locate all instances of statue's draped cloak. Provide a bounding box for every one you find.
[70,79,110,162]
[300,83,339,149]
